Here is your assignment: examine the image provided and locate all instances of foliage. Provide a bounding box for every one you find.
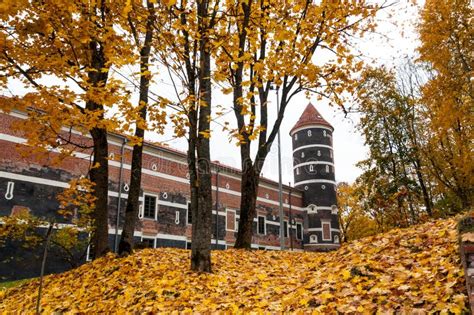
[416,0,473,210]
[0,217,467,312]
[337,182,377,242]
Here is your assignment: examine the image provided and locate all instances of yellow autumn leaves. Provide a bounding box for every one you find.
[0,216,467,312]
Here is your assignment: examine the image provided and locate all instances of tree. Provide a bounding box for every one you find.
[1,1,134,257]
[417,0,473,210]
[356,67,434,225]
[154,0,221,272]
[118,0,159,256]
[214,0,380,248]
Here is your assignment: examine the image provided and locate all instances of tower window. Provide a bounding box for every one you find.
[322,221,331,241]
[326,165,330,173]
[317,150,321,156]
[307,130,312,137]
[301,152,305,158]
[309,165,314,172]
[321,184,326,190]
[296,168,300,175]
[294,134,298,141]
[310,235,318,243]
[323,130,327,137]
[304,186,309,191]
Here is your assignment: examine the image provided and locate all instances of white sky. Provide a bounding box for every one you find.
[2,0,421,185]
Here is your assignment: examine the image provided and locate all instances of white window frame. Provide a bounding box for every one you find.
[143,193,159,220]
[301,152,305,158]
[294,133,298,141]
[334,235,340,244]
[326,165,330,173]
[175,210,180,224]
[307,130,312,137]
[257,215,266,235]
[310,234,318,243]
[141,236,156,248]
[296,223,303,240]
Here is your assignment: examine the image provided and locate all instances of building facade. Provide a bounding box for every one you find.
[0,103,339,280]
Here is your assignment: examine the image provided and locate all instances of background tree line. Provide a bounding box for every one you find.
[337,0,472,242]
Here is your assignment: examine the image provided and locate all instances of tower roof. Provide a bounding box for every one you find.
[290,103,333,135]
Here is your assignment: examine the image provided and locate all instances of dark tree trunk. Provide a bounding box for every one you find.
[413,158,433,217]
[89,127,110,257]
[234,167,259,248]
[119,0,155,256]
[191,0,213,272]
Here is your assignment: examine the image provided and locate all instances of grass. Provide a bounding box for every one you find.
[0,279,32,291]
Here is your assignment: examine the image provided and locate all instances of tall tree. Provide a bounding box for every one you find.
[1,1,133,257]
[417,0,473,209]
[118,0,158,256]
[214,0,380,248]
[154,0,221,271]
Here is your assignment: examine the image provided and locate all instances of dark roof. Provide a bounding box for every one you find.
[289,103,333,135]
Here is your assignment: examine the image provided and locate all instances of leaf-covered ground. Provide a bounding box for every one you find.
[0,217,468,313]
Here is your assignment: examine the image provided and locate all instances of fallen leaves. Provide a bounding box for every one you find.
[0,217,467,313]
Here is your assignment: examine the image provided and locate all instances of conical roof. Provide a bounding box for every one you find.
[289,103,333,135]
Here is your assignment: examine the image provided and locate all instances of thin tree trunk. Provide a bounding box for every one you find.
[119,0,155,256]
[191,0,213,272]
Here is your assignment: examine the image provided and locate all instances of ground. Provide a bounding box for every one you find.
[0,217,468,313]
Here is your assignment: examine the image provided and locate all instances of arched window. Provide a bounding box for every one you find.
[317,150,321,157]
[308,130,312,137]
[334,235,340,244]
[326,165,330,173]
[323,130,326,137]
[310,235,318,243]
[301,152,305,158]
[296,168,300,175]
[309,165,314,172]
[294,134,298,141]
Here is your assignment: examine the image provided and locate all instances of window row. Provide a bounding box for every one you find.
[295,164,333,175]
[299,150,333,159]
[257,216,303,240]
[294,129,331,140]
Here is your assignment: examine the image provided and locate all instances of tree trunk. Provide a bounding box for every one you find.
[191,0,212,272]
[89,127,110,257]
[234,167,259,249]
[119,1,155,256]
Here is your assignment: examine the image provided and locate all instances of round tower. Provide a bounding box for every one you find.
[290,103,340,251]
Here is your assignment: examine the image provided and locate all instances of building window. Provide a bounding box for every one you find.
[334,235,340,244]
[307,130,312,137]
[296,223,303,240]
[322,221,331,241]
[310,235,318,243]
[143,194,157,219]
[317,150,321,157]
[296,168,300,175]
[304,186,309,191]
[323,130,326,137]
[283,221,288,238]
[301,152,305,158]
[326,165,330,173]
[294,134,298,141]
[187,202,192,224]
[141,238,155,248]
[309,165,314,172]
[321,184,326,190]
[257,216,266,235]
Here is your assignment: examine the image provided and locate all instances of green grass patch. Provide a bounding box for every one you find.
[0,279,32,290]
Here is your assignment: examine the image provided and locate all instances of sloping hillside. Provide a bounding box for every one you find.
[0,217,467,313]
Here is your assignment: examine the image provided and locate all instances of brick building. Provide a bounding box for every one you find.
[0,103,340,280]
